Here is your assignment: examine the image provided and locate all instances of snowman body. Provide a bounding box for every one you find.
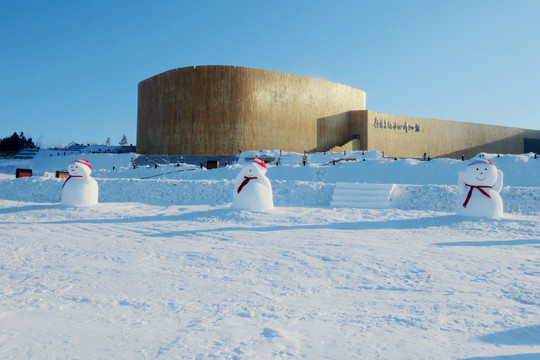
[61,159,98,207]
[232,160,274,210]
[456,159,503,218]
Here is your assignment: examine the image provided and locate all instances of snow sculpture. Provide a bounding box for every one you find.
[456,159,503,218]
[232,158,274,210]
[61,159,98,206]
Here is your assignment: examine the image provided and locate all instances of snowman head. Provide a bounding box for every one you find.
[68,159,92,177]
[462,159,498,186]
[240,158,267,177]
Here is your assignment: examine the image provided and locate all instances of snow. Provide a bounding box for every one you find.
[0,149,539,359]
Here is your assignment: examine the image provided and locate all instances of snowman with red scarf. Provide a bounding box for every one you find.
[456,159,503,218]
[232,158,274,210]
[61,159,98,206]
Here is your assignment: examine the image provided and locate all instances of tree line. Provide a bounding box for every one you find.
[0,132,36,152]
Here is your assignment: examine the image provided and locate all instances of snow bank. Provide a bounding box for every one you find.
[180,152,540,187]
[0,177,334,208]
[0,176,538,214]
[0,150,538,213]
[391,185,540,215]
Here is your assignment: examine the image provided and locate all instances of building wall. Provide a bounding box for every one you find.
[355,110,540,158]
[315,112,353,152]
[137,65,540,159]
[137,66,366,155]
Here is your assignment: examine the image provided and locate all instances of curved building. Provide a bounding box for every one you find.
[137,65,366,155]
[137,65,540,159]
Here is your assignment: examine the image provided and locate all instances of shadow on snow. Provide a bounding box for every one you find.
[464,325,540,360]
[464,354,540,360]
[435,239,540,247]
[144,213,465,237]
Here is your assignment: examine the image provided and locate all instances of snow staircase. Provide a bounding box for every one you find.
[14,148,39,159]
[330,182,395,209]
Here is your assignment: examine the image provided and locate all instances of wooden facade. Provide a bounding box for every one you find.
[136,66,366,155]
[359,110,540,159]
[137,65,540,159]
[319,110,540,159]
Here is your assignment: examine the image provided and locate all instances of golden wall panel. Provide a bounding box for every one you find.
[137,66,366,155]
[357,110,540,159]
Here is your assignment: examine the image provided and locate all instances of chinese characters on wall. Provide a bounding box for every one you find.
[374,117,422,133]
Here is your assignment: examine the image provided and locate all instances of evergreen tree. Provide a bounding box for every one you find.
[119,135,128,145]
[0,132,35,152]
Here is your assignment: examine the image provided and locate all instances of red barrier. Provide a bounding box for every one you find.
[16,168,32,178]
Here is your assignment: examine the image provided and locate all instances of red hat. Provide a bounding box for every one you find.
[76,159,92,171]
[468,159,494,167]
[249,158,266,169]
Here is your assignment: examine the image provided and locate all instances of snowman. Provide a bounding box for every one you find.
[61,159,98,206]
[232,158,274,210]
[456,159,503,218]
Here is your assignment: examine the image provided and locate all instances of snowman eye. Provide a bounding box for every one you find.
[476,168,479,170]
[485,168,487,170]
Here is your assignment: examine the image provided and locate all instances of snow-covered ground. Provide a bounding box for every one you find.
[0,150,539,359]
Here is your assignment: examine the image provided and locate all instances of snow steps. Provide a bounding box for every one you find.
[330,182,395,209]
[14,148,39,159]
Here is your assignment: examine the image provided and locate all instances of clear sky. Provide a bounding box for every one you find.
[1,0,539,148]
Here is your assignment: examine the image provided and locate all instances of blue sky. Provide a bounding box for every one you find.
[1,0,539,148]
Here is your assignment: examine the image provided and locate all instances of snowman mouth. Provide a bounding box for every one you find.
[476,175,487,181]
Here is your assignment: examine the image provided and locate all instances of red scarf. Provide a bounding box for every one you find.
[237,176,257,194]
[463,184,492,208]
[62,175,83,189]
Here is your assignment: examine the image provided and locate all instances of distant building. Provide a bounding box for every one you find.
[136,65,540,159]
